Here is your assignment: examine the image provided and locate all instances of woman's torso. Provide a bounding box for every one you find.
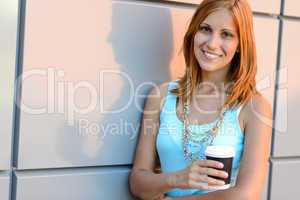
[156,81,245,197]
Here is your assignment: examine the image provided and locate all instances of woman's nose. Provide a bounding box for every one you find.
[206,34,220,50]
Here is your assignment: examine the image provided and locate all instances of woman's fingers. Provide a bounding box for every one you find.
[195,159,224,169]
[199,167,228,179]
[186,172,220,190]
[191,161,228,180]
[198,174,225,185]
[189,170,225,186]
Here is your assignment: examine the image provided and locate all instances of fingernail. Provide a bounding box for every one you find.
[224,172,228,177]
[219,163,224,168]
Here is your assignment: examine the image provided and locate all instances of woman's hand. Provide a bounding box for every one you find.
[167,159,228,190]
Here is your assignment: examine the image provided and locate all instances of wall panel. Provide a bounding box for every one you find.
[284,0,300,17]
[253,16,278,109]
[0,0,18,170]
[166,0,280,14]
[273,19,300,157]
[250,0,280,14]
[270,160,300,200]
[15,167,134,200]
[0,172,10,200]
[18,0,190,169]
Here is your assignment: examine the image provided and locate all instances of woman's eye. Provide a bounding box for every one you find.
[200,26,210,33]
[222,32,233,38]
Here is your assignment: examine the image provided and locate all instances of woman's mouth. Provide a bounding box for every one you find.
[202,50,221,60]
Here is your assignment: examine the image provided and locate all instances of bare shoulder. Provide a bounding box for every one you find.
[243,93,273,126]
[145,81,170,113]
[151,81,169,99]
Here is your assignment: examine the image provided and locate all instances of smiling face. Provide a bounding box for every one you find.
[194,8,239,73]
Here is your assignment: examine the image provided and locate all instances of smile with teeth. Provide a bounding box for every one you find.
[202,50,221,60]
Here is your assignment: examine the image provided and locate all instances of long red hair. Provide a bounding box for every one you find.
[171,0,257,108]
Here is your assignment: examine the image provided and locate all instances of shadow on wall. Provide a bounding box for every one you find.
[57,1,174,168]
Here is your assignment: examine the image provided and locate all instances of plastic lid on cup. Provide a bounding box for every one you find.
[205,145,235,158]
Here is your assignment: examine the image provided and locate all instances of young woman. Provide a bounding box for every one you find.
[130,0,272,199]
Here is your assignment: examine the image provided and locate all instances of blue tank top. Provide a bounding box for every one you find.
[156,81,244,197]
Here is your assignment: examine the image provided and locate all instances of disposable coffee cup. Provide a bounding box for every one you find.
[205,145,235,190]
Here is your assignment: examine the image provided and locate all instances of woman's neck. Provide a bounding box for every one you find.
[199,71,230,95]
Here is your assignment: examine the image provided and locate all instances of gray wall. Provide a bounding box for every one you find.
[0,0,299,199]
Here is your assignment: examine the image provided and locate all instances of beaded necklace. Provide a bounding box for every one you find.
[182,99,229,162]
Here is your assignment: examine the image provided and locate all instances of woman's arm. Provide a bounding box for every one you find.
[129,83,173,200]
[170,94,273,200]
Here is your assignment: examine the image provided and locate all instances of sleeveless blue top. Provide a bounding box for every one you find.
[156,81,244,197]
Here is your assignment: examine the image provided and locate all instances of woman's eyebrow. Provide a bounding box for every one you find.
[222,28,232,31]
[200,23,237,34]
[221,28,236,33]
[200,23,210,26]
[201,23,235,30]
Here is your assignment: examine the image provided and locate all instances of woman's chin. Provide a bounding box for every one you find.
[198,64,219,72]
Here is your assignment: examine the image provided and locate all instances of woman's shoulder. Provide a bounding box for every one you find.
[241,92,272,126]
[147,80,178,97]
[147,82,168,98]
[145,80,179,112]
